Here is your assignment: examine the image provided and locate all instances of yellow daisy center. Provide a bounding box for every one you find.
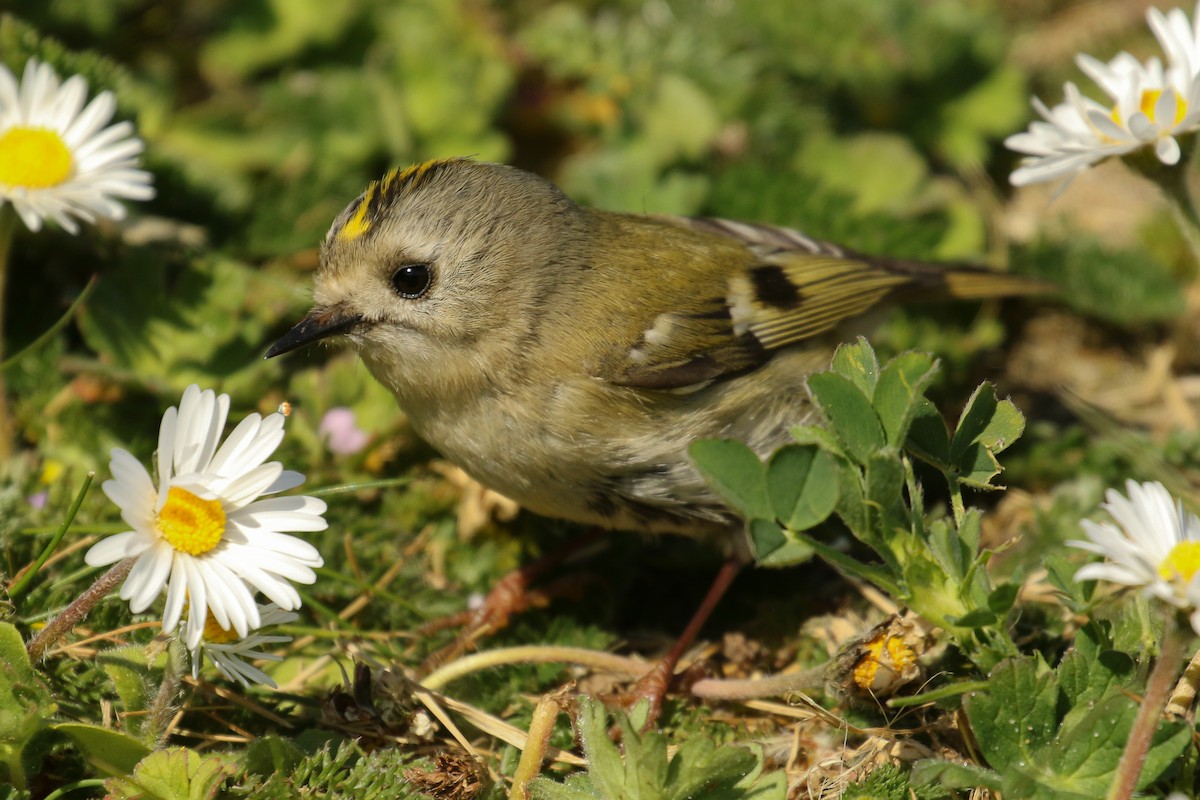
[1159,540,1200,582]
[1111,89,1189,127]
[202,612,240,644]
[0,127,73,189]
[156,487,226,556]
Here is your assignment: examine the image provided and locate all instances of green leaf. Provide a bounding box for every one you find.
[905,398,951,467]
[664,737,757,800]
[533,697,775,800]
[103,747,234,800]
[572,698,625,800]
[749,518,814,567]
[863,453,906,542]
[960,648,1190,799]
[910,759,1002,792]
[100,645,156,735]
[52,723,151,777]
[829,337,879,397]
[926,512,977,580]
[833,459,869,540]
[871,350,939,446]
[948,384,1025,490]
[1055,626,1135,732]
[1048,694,1187,796]
[748,525,816,568]
[0,624,42,698]
[944,609,997,628]
[0,623,55,791]
[1043,554,1095,611]
[766,445,840,531]
[986,582,1020,617]
[787,423,845,459]
[531,774,599,800]
[242,735,305,778]
[807,372,885,464]
[950,383,999,464]
[965,657,1057,772]
[689,439,772,520]
[748,518,785,562]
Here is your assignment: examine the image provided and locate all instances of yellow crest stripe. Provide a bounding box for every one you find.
[338,183,377,242]
[335,158,465,243]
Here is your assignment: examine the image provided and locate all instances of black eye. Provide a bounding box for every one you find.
[390,263,432,299]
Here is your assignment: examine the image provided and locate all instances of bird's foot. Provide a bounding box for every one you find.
[607,659,673,731]
[417,527,609,672]
[418,568,559,672]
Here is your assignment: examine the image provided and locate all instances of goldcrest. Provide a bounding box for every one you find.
[268,158,1035,553]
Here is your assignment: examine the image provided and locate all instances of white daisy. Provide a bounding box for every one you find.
[0,58,154,233]
[190,603,298,689]
[1069,480,1200,632]
[1006,3,1200,186]
[85,384,326,649]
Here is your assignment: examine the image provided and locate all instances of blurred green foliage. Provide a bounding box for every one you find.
[2,0,1199,797]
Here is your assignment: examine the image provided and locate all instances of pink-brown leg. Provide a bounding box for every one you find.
[610,556,744,728]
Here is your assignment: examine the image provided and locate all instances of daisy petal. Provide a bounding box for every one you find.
[84,530,150,566]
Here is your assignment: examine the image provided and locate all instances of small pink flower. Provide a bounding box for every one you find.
[318,407,370,455]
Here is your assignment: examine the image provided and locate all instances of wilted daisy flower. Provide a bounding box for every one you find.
[85,385,326,649]
[1069,480,1200,632]
[0,58,154,233]
[190,603,298,688]
[1006,3,1200,186]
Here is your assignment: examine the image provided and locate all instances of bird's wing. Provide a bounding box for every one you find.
[596,216,1035,392]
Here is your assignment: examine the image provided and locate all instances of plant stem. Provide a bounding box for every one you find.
[26,558,134,662]
[0,206,16,459]
[948,484,966,529]
[1157,160,1200,271]
[1107,612,1187,800]
[420,645,650,691]
[510,692,564,800]
[146,638,184,747]
[1128,147,1200,271]
[8,471,94,601]
[689,665,826,700]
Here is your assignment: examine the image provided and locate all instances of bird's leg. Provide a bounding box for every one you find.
[418,526,608,672]
[609,555,744,728]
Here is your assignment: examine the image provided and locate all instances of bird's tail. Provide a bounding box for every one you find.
[872,255,1053,301]
[941,268,1052,300]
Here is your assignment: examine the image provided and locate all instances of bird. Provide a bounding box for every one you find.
[267,157,1038,718]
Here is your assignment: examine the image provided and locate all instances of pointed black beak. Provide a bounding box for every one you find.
[265,306,364,358]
